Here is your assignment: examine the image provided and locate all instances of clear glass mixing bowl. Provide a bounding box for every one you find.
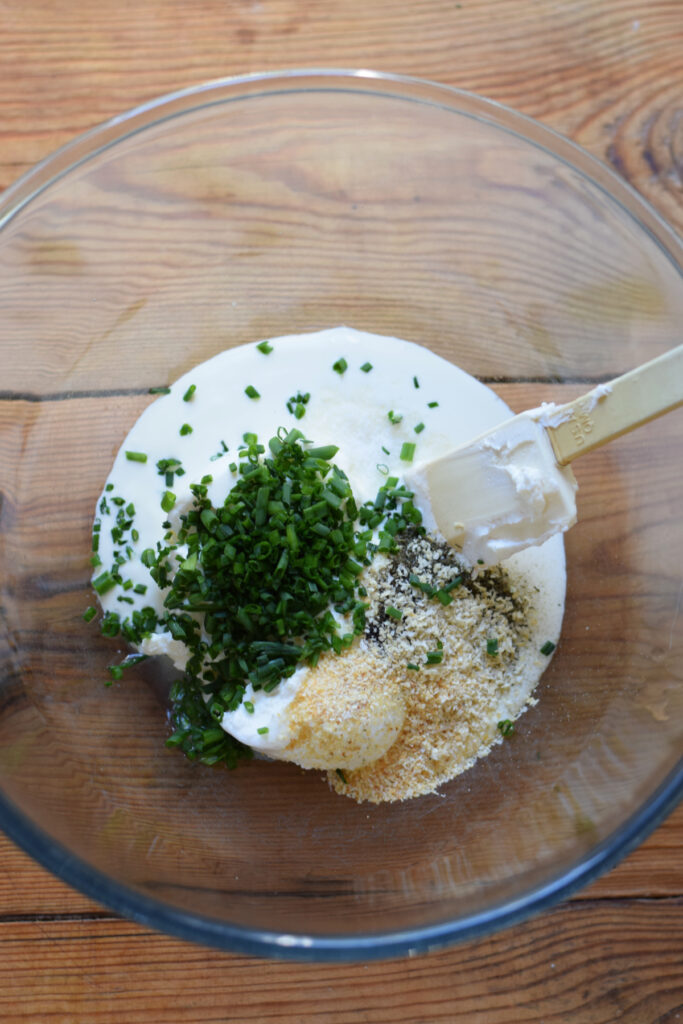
[0,70,681,961]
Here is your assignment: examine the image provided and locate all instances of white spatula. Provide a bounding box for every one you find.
[406,345,683,567]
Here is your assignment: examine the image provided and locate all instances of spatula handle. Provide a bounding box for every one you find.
[547,344,683,465]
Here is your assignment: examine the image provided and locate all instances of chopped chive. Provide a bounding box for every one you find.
[321,487,342,509]
[257,726,269,735]
[385,605,402,621]
[436,590,453,606]
[131,529,139,543]
[477,559,485,565]
[487,637,499,656]
[182,384,196,402]
[105,483,114,492]
[498,719,515,737]
[108,665,124,681]
[400,442,416,462]
[141,427,424,771]
[306,444,339,460]
[179,423,193,436]
[99,612,120,638]
[125,451,148,463]
[425,649,443,665]
[413,375,420,388]
[336,768,348,783]
[360,362,373,373]
[156,457,183,475]
[286,391,310,418]
[387,410,403,425]
[133,583,147,595]
[92,571,116,595]
[406,663,421,671]
[245,385,260,400]
[256,340,273,355]
[428,401,439,408]
[332,357,348,375]
[83,606,97,622]
[376,463,389,475]
[148,386,171,395]
[161,491,176,513]
[540,640,556,656]
[381,446,390,455]
[243,700,255,713]
[414,422,425,434]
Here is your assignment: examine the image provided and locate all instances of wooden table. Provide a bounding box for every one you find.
[1,2,681,1020]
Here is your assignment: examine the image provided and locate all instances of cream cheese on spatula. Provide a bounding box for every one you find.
[408,410,579,566]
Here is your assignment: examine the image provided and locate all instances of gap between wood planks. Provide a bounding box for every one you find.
[0,375,617,403]
[0,893,680,928]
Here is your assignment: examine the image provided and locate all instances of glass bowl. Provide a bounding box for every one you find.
[0,70,681,961]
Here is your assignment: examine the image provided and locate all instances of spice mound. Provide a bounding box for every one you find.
[328,531,544,802]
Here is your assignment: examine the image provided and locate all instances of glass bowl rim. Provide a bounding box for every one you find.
[0,68,681,961]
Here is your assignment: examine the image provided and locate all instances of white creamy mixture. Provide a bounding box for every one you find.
[94,327,566,798]
[408,411,578,566]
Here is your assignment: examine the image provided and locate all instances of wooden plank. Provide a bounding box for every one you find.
[0,388,680,923]
[0,1,681,239]
[0,800,681,919]
[1,7,681,394]
[2,133,677,392]
[0,0,681,1015]
[0,834,101,913]
[0,900,680,1023]
[582,799,683,899]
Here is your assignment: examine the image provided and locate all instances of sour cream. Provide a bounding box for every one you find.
[94,327,566,769]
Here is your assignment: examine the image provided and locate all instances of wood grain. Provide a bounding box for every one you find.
[0,0,682,1018]
[4,99,679,397]
[0,802,681,919]
[1,1,682,234]
[0,384,681,939]
[0,901,681,1023]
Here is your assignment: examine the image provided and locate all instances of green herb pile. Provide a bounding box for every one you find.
[89,428,423,768]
